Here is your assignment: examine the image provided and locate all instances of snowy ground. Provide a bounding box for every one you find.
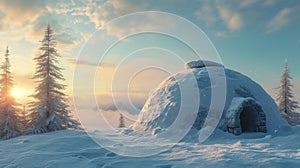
[1,127,300,168]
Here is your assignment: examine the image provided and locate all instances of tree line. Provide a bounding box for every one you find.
[0,24,80,140]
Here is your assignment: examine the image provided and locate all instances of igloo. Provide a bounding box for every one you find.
[132,60,287,136]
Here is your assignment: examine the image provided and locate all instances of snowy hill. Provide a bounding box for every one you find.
[1,129,300,167]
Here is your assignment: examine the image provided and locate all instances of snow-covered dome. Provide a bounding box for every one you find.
[132,60,287,136]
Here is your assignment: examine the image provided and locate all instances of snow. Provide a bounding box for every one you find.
[1,128,300,167]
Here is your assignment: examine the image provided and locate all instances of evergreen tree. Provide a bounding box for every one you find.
[0,46,20,139]
[19,103,30,131]
[118,113,125,128]
[276,59,299,125]
[29,24,80,134]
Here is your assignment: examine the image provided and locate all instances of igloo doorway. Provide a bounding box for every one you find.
[239,106,258,133]
[226,97,267,135]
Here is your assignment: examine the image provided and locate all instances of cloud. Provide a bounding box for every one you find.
[65,58,115,68]
[71,94,135,129]
[213,31,228,37]
[194,0,298,36]
[27,13,85,54]
[71,92,147,127]
[0,0,84,53]
[217,6,244,31]
[228,13,243,31]
[194,2,218,25]
[0,0,49,48]
[108,0,148,16]
[93,93,148,124]
[239,0,260,8]
[194,1,244,34]
[104,12,177,39]
[266,8,297,33]
[0,0,47,27]
[38,0,150,46]
[79,0,147,29]
[79,1,180,39]
[263,0,277,7]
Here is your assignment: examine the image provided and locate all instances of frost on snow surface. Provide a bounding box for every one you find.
[132,60,288,136]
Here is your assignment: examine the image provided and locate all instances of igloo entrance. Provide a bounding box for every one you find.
[239,106,258,132]
[226,97,267,135]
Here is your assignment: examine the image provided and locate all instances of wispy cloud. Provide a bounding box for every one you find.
[65,58,115,68]
[104,12,177,39]
[0,0,47,27]
[95,92,148,117]
[239,0,260,8]
[266,7,297,33]
[213,31,228,37]
[76,0,147,29]
[194,1,244,36]
[194,2,218,25]
[217,6,244,31]
[262,0,278,7]
[193,0,300,36]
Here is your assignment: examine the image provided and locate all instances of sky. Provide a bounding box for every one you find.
[0,0,299,128]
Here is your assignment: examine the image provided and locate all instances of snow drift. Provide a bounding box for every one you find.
[1,128,300,167]
[132,60,288,136]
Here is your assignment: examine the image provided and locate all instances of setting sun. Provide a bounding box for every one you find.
[10,88,24,99]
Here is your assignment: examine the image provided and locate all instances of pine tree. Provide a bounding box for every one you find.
[28,24,80,134]
[0,46,20,139]
[276,59,299,125]
[19,103,30,131]
[118,113,125,128]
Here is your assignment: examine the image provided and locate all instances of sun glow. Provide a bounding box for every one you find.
[10,88,24,99]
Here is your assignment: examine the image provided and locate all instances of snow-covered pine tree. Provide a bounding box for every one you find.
[118,113,125,128]
[19,103,30,131]
[0,46,20,139]
[28,24,80,134]
[276,59,299,125]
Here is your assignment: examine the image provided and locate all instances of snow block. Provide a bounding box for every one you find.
[185,60,223,69]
